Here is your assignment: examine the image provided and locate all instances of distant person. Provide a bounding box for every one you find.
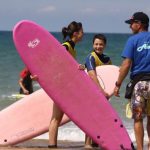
[48,21,84,148]
[85,34,112,148]
[114,12,150,150]
[19,67,37,95]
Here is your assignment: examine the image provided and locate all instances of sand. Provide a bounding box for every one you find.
[0,139,100,150]
[1,139,149,150]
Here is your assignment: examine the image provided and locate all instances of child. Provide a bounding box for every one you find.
[85,34,112,148]
[19,67,37,95]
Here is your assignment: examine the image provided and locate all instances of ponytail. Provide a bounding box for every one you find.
[62,21,82,40]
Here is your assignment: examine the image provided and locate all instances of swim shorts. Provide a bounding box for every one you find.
[131,81,150,120]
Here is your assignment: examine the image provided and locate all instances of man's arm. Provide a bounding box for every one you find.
[114,58,132,97]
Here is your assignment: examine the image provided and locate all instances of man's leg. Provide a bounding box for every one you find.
[134,119,144,150]
[147,116,150,150]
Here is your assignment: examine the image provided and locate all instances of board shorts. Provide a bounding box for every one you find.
[131,81,150,120]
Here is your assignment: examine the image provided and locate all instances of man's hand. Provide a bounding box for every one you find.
[114,86,120,97]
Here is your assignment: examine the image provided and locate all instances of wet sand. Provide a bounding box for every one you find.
[0,139,149,150]
[0,139,99,150]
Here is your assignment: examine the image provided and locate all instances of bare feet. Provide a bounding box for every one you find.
[84,144,93,149]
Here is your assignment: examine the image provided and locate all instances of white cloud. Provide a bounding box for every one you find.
[38,5,56,13]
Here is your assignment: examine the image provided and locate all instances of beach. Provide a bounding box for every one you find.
[0,139,149,150]
[0,139,100,150]
[0,32,150,149]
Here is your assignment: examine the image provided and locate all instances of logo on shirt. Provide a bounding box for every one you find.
[28,38,40,48]
[137,43,150,52]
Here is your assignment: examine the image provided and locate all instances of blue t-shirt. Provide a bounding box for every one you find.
[122,31,150,79]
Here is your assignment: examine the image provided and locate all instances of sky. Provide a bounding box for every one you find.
[0,0,150,33]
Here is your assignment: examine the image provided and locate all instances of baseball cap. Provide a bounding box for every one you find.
[125,12,149,24]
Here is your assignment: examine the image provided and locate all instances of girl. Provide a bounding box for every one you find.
[48,21,84,148]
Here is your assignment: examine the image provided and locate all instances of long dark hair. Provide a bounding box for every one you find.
[62,21,82,40]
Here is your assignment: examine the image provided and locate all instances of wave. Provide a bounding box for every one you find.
[35,122,149,143]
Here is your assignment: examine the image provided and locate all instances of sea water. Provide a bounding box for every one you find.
[0,31,148,143]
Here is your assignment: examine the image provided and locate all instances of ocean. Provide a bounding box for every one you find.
[0,31,148,144]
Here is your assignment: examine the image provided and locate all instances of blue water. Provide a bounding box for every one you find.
[0,31,148,143]
[0,31,127,107]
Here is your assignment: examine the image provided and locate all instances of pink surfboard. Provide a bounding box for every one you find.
[95,65,119,97]
[12,20,134,149]
[0,89,69,146]
[0,65,118,146]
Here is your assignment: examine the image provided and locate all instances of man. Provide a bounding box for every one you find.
[114,12,150,150]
